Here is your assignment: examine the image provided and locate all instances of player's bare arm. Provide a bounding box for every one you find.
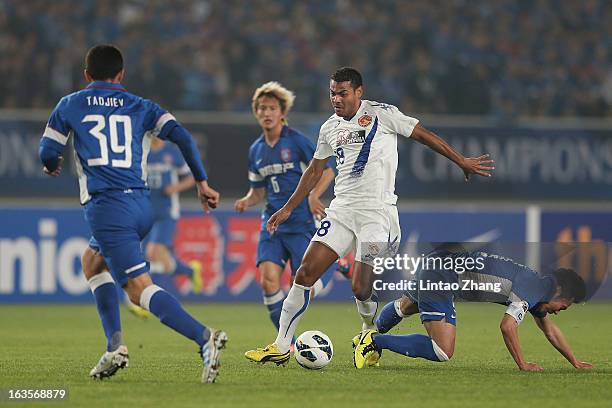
[308,167,334,220]
[410,124,495,181]
[164,174,195,195]
[267,157,328,233]
[533,315,593,369]
[500,314,543,372]
[234,187,266,213]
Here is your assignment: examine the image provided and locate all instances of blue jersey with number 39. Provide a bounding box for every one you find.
[41,81,176,204]
[248,126,331,233]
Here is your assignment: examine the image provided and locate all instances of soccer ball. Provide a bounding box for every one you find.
[294,330,333,369]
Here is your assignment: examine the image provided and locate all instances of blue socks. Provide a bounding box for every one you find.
[174,258,194,276]
[88,272,122,352]
[141,285,210,347]
[263,290,285,331]
[376,300,405,333]
[374,333,447,362]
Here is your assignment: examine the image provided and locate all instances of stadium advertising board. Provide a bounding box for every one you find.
[5,207,609,302]
[1,118,610,199]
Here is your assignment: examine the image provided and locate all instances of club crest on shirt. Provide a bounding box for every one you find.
[163,154,172,163]
[281,148,292,162]
[336,129,366,147]
[358,114,372,127]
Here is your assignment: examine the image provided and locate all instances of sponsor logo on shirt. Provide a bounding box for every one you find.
[336,129,366,147]
[258,162,295,177]
[358,114,372,127]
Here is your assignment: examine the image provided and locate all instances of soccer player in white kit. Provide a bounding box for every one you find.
[245,67,494,365]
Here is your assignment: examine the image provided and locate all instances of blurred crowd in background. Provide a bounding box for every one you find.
[1,0,610,118]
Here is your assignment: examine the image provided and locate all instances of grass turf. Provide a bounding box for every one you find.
[0,302,611,407]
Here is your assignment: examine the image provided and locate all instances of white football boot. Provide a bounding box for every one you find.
[89,345,129,379]
[200,330,228,384]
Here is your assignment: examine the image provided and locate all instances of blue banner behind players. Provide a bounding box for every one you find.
[1,207,610,302]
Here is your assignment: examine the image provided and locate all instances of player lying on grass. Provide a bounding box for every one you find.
[245,67,493,365]
[354,249,593,372]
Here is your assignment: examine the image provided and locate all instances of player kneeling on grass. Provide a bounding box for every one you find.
[354,249,593,372]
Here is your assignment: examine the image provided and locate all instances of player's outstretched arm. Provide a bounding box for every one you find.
[533,315,593,369]
[410,124,495,181]
[234,187,266,213]
[267,158,328,233]
[500,314,543,371]
[308,167,334,220]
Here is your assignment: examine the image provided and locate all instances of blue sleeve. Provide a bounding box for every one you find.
[513,273,552,311]
[295,132,332,169]
[165,124,207,181]
[39,138,64,172]
[39,99,71,171]
[248,144,265,189]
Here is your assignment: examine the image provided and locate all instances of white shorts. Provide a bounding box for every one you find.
[311,205,401,266]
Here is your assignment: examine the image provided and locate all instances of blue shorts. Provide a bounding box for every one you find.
[145,217,177,248]
[256,230,334,285]
[405,267,457,326]
[85,189,153,287]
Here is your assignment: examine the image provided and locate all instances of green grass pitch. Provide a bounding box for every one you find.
[1,302,611,407]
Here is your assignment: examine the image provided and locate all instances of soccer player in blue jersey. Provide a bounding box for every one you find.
[234,82,336,335]
[39,45,227,383]
[355,249,593,371]
[145,136,197,291]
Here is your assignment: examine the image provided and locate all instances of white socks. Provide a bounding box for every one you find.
[87,271,114,292]
[394,298,411,318]
[274,283,311,352]
[355,294,378,330]
[311,279,324,298]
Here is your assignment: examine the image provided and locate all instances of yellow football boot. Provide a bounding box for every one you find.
[125,298,152,320]
[352,332,381,367]
[354,329,381,369]
[244,343,291,365]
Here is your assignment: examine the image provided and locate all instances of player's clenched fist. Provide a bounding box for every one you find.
[43,156,64,177]
[267,206,292,234]
[196,181,219,213]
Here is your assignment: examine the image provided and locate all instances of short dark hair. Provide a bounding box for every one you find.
[553,268,586,303]
[85,45,123,80]
[331,67,363,89]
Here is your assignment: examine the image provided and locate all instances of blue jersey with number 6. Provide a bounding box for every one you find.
[248,126,331,233]
[41,81,176,204]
